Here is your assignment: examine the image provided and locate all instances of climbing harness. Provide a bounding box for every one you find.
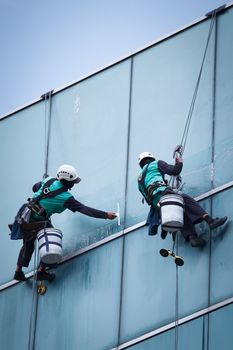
[138,163,168,205]
[28,177,67,218]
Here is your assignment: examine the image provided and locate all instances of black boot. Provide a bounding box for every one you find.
[208,216,228,230]
[189,235,206,248]
[36,270,56,282]
[161,229,168,240]
[14,271,27,281]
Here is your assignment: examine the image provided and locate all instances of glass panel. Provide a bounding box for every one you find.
[214,8,233,186]
[0,282,34,350]
[126,317,204,350]
[210,188,233,304]
[127,19,214,227]
[178,317,205,350]
[0,103,45,284]
[127,329,175,350]
[120,226,176,343]
[120,200,210,343]
[35,239,122,350]
[209,303,233,350]
[47,61,131,255]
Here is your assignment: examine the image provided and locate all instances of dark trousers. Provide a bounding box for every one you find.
[17,221,51,268]
[163,189,207,239]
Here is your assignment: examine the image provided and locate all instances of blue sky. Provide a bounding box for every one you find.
[0,0,228,116]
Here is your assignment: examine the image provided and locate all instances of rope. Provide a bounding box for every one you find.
[174,233,179,350]
[206,11,218,350]
[180,12,217,155]
[116,57,134,348]
[27,241,39,350]
[27,90,53,349]
[169,12,217,192]
[44,95,48,177]
[202,316,206,350]
[44,91,53,178]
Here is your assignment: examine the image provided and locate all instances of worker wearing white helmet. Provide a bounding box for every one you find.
[14,164,117,282]
[138,151,227,247]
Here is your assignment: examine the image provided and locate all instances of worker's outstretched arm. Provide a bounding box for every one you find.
[158,158,183,176]
[64,197,116,219]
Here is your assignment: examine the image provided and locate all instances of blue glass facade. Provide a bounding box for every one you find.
[1,4,233,350]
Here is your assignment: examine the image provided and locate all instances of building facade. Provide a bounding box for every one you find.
[1,3,233,349]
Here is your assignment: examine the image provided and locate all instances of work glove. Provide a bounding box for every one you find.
[161,229,168,240]
[107,212,117,220]
[173,144,184,162]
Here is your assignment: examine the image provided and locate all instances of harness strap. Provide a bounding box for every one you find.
[138,164,150,203]
[28,178,66,217]
[138,164,167,205]
[31,178,66,203]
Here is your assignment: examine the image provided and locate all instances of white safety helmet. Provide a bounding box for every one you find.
[138,151,155,165]
[56,164,81,183]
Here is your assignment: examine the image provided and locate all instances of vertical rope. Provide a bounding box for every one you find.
[44,91,53,178]
[28,242,39,350]
[116,57,134,349]
[180,12,217,154]
[174,234,179,350]
[207,13,218,350]
[44,96,48,172]
[28,91,53,349]
[202,316,206,350]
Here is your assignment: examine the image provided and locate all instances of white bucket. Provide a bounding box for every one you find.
[37,228,63,264]
[159,194,184,232]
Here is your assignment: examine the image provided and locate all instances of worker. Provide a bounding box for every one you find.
[138,152,228,247]
[14,164,117,282]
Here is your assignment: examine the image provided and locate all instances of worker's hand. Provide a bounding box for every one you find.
[106,212,117,220]
[173,145,183,164]
[175,155,183,163]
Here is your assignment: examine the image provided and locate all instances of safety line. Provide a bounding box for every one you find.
[116,56,134,349]
[202,316,206,350]
[181,12,217,153]
[174,236,179,350]
[42,91,53,178]
[44,94,48,175]
[27,93,53,350]
[207,12,218,350]
[27,242,39,350]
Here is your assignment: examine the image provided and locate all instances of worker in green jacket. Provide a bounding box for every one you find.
[14,164,117,282]
[138,152,227,247]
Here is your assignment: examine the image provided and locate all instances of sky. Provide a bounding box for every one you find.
[0,0,229,117]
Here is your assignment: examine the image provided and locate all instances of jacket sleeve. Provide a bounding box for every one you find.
[64,197,108,219]
[158,160,183,176]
